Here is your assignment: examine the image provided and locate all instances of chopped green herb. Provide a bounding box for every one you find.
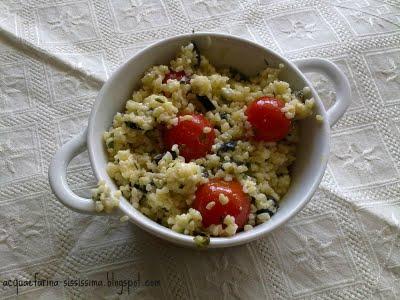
[170,151,178,160]
[153,153,164,163]
[192,41,201,68]
[229,67,248,81]
[220,112,229,120]
[107,141,114,149]
[155,97,164,103]
[197,95,216,111]
[218,141,237,153]
[154,151,177,163]
[125,121,140,130]
[252,195,279,209]
[242,174,250,180]
[270,196,279,208]
[133,183,147,193]
[194,235,210,248]
[295,90,305,101]
[256,208,275,216]
[220,93,229,102]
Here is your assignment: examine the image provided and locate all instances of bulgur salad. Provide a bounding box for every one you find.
[92,43,317,244]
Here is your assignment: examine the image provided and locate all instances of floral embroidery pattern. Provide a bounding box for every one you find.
[51,69,92,98]
[58,113,89,146]
[78,216,131,244]
[288,232,339,272]
[281,20,318,40]
[206,254,251,300]
[38,3,96,43]
[0,216,43,252]
[0,71,25,111]
[0,139,17,173]
[186,0,237,19]
[335,0,400,32]
[47,11,88,34]
[121,0,162,25]
[49,54,107,102]
[335,144,381,173]
[370,213,400,268]
[348,10,385,28]
[194,0,227,11]
[0,137,35,175]
[379,57,400,83]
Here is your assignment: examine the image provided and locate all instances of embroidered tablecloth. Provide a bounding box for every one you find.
[0,0,399,299]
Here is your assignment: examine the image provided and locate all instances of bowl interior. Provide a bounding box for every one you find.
[87,33,330,248]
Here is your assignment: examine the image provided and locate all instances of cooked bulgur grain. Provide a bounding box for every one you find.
[95,43,315,238]
[91,180,120,213]
[206,201,216,210]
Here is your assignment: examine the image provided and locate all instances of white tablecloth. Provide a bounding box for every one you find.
[0,0,399,299]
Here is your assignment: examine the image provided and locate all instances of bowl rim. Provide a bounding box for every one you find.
[87,32,330,248]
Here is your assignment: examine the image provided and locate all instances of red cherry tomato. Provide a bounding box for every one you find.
[192,178,251,228]
[163,70,190,84]
[246,97,291,142]
[162,114,215,161]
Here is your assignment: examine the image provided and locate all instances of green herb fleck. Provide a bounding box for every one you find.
[197,95,216,111]
[269,196,279,208]
[218,141,237,153]
[170,150,178,160]
[229,67,248,81]
[295,90,305,101]
[107,140,114,149]
[133,183,147,193]
[194,235,210,248]
[256,208,275,216]
[125,121,140,130]
[220,112,229,120]
[153,153,164,163]
[153,151,177,163]
[192,41,201,68]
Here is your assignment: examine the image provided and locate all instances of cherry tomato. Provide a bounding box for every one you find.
[192,178,251,228]
[162,114,215,161]
[246,97,291,142]
[163,70,190,84]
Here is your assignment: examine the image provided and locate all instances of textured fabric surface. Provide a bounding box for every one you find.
[0,0,399,299]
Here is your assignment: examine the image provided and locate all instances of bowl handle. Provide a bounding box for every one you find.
[48,127,104,215]
[293,58,351,127]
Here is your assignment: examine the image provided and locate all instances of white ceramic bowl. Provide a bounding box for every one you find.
[49,33,350,248]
